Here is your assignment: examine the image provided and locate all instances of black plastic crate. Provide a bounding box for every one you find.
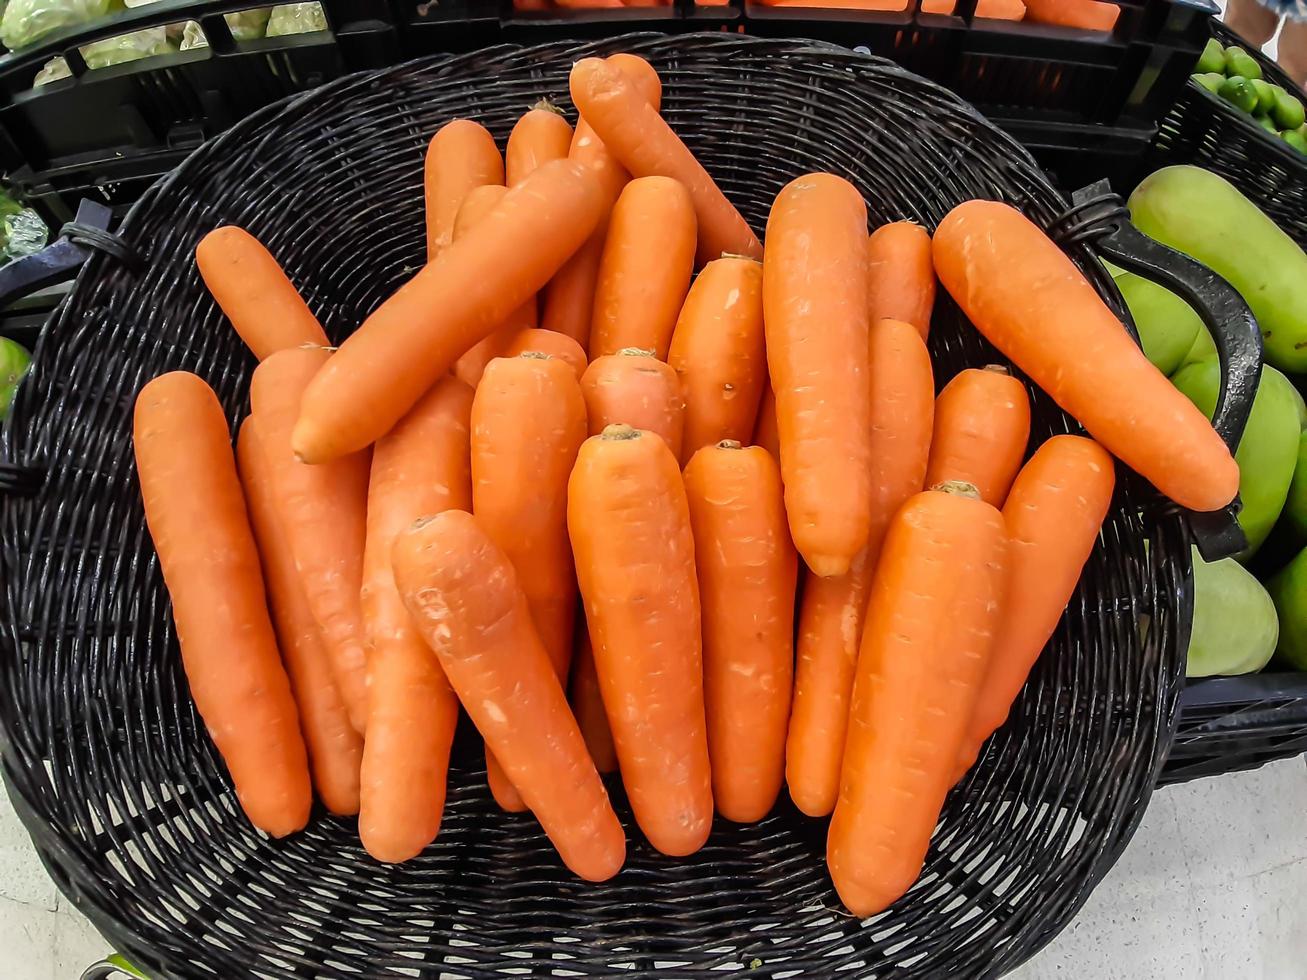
[0,0,1215,221]
[1148,20,1307,247]
[1162,673,1307,783]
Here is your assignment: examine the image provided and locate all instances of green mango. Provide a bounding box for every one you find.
[1192,71,1225,95]
[1271,84,1306,130]
[1172,358,1300,556]
[1220,75,1260,114]
[1254,113,1280,134]
[1251,78,1278,115]
[1130,166,1307,372]
[1287,381,1307,429]
[1267,544,1307,669]
[1284,128,1307,154]
[1225,45,1263,81]
[0,338,29,419]
[1188,546,1278,677]
[1113,270,1203,376]
[1196,37,1226,76]
[1280,431,1307,539]
[1183,322,1217,368]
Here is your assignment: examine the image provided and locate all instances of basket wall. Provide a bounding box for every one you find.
[0,35,1188,980]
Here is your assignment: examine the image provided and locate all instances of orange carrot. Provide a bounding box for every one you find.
[955,436,1115,778]
[684,442,796,822]
[237,419,363,817]
[786,318,934,817]
[134,372,310,837]
[504,328,587,378]
[580,348,685,459]
[252,348,372,732]
[589,176,697,359]
[764,173,873,577]
[933,200,1237,512]
[451,185,539,387]
[392,511,626,882]
[472,354,588,811]
[570,625,618,774]
[568,424,713,855]
[358,376,473,862]
[827,483,1007,917]
[667,256,767,462]
[925,366,1030,507]
[195,226,331,360]
[753,382,781,460]
[1024,0,1118,30]
[424,119,504,260]
[542,54,663,347]
[507,103,574,187]
[294,160,604,463]
[569,57,761,265]
[866,222,936,340]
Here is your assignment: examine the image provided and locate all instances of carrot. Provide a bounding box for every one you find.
[357,376,473,862]
[580,348,685,459]
[667,256,766,462]
[392,510,626,882]
[955,436,1114,779]
[588,176,697,360]
[568,424,713,855]
[195,226,331,360]
[541,54,663,347]
[866,222,935,340]
[925,365,1030,507]
[293,160,604,463]
[764,173,873,577]
[451,185,539,388]
[133,372,310,837]
[753,382,781,460]
[424,119,504,260]
[237,419,363,817]
[827,482,1007,917]
[1024,0,1118,30]
[569,57,760,265]
[932,200,1237,512]
[252,348,372,732]
[507,103,574,187]
[921,0,1025,16]
[504,327,587,378]
[786,318,934,817]
[570,626,618,774]
[472,354,588,811]
[684,441,796,822]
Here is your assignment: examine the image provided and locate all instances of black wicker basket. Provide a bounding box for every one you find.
[0,33,1236,980]
[1147,21,1307,247]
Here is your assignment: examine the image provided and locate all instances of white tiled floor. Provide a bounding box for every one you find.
[2,759,1306,978]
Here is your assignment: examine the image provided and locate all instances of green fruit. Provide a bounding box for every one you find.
[1219,75,1260,114]
[1283,128,1307,154]
[1172,358,1301,557]
[1196,37,1226,76]
[1255,113,1279,133]
[1183,323,1217,368]
[1192,71,1225,95]
[1187,546,1278,677]
[1281,431,1307,539]
[1251,78,1277,114]
[1287,382,1307,430]
[1225,45,1263,81]
[0,337,29,419]
[1271,84,1306,129]
[1113,270,1203,375]
[1129,166,1307,373]
[1267,545,1307,670]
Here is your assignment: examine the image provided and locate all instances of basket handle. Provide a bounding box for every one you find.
[1048,180,1262,562]
[0,199,133,310]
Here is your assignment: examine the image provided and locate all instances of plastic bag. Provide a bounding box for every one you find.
[0,0,119,52]
[265,2,326,37]
[1,208,49,261]
[32,55,71,85]
[80,24,172,69]
[179,8,271,50]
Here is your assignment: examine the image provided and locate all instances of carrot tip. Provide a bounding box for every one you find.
[616,347,656,358]
[932,480,981,499]
[600,423,641,441]
[532,98,565,115]
[982,364,1010,375]
[717,439,743,450]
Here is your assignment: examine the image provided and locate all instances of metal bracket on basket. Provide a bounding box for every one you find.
[1048,180,1262,562]
[0,199,129,311]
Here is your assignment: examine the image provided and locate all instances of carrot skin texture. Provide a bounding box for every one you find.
[828,487,1008,917]
[684,443,796,822]
[568,57,760,265]
[472,355,588,810]
[293,159,604,463]
[568,427,713,856]
[580,349,685,459]
[424,119,504,260]
[589,176,697,359]
[506,107,574,187]
[392,511,626,882]
[866,222,936,340]
[753,382,781,460]
[237,420,363,817]
[195,226,330,360]
[668,257,767,462]
[955,436,1115,777]
[358,376,473,861]
[505,328,587,378]
[786,318,934,817]
[764,173,874,576]
[932,200,1237,512]
[252,348,372,733]
[134,372,310,837]
[570,626,619,774]
[926,366,1031,507]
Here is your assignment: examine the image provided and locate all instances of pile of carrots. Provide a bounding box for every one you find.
[133,51,1237,917]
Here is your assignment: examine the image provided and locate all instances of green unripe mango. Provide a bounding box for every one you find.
[1187,546,1278,677]
[1267,544,1307,670]
[1220,75,1259,113]
[1192,71,1225,95]
[1112,270,1202,376]
[1271,84,1306,130]
[1283,128,1307,154]
[1225,45,1263,81]
[1196,37,1225,76]
[1251,78,1277,115]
